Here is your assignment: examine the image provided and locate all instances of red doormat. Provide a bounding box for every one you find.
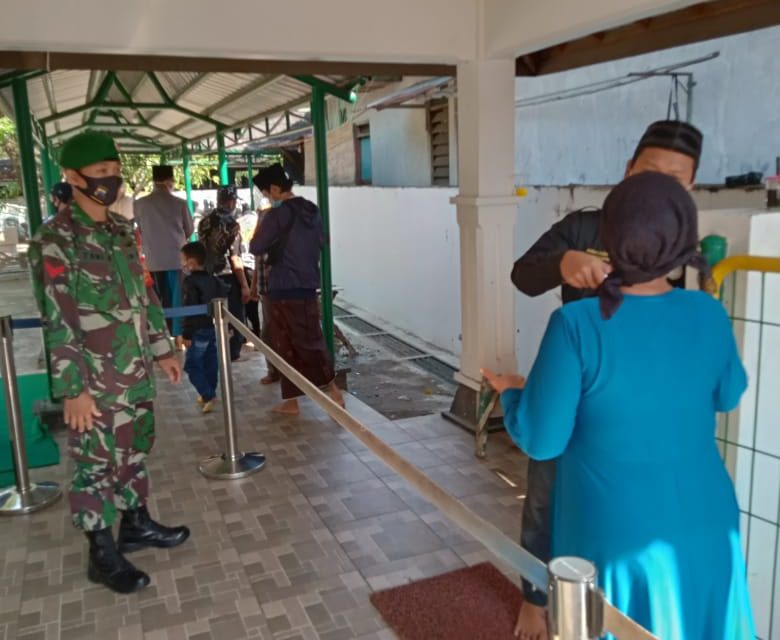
[369,562,524,640]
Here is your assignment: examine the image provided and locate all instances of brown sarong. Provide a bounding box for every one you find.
[269,298,334,399]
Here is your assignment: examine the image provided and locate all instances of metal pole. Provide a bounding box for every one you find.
[12,78,43,235]
[182,144,194,216]
[198,299,266,480]
[217,128,228,186]
[686,75,695,123]
[0,316,61,515]
[311,86,335,358]
[246,154,255,210]
[547,557,603,640]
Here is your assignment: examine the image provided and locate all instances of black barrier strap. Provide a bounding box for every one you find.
[9,304,209,330]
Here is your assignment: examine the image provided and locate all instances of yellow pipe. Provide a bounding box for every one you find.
[709,255,780,297]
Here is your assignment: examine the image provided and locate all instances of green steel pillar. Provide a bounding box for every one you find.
[217,129,228,185]
[311,86,335,357]
[159,151,167,164]
[46,148,60,185]
[12,79,43,234]
[182,144,194,215]
[247,154,255,210]
[39,138,56,217]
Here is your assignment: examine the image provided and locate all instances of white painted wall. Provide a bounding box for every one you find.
[257,185,765,371]
[514,25,780,186]
[368,108,432,187]
[296,186,463,356]
[513,186,766,369]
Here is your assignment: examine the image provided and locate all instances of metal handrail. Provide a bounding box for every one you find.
[711,255,780,293]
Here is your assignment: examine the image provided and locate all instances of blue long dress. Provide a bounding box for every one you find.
[501,289,755,640]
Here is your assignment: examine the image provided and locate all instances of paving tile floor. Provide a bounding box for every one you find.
[1,349,528,640]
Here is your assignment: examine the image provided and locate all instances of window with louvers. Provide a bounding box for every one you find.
[427,98,449,186]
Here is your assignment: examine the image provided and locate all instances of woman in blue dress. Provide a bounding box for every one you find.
[485,172,755,640]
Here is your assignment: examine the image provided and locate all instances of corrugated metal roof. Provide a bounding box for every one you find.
[0,69,366,153]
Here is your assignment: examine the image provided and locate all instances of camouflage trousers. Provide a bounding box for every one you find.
[68,401,156,531]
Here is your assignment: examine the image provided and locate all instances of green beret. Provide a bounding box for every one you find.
[59,131,120,169]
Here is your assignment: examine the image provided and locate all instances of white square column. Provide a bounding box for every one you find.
[446,59,519,429]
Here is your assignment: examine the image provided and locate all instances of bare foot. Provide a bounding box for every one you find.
[514,602,548,640]
[328,383,345,408]
[272,399,300,415]
[261,374,280,385]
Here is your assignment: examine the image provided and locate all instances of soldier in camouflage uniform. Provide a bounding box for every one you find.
[28,131,190,594]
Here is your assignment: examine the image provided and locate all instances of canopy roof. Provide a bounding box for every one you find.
[0,69,365,155]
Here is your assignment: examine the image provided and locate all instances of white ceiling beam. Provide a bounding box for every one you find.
[0,0,477,64]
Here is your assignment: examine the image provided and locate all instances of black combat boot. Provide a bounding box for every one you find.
[117,506,190,553]
[86,528,150,594]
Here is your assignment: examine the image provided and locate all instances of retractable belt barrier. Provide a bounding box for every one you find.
[219,300,658,640]
[0,304,210,515]
[1,300,658,639]
[0,315,62,514]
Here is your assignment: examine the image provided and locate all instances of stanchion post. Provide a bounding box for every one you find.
[198,299,266,480]
[0,316,62,515]
[547,557,603,640]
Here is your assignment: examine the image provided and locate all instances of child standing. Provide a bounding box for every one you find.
[181,241,229,413]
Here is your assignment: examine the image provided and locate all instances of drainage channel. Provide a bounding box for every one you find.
[334,305,458,386]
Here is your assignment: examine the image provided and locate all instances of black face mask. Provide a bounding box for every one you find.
[77,173,123,206]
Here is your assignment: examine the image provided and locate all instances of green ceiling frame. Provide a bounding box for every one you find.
[292,75,358,103]
[0,69,47,90]
[19,70,363,161]
[52,108,188,143]
[38,71,226,130]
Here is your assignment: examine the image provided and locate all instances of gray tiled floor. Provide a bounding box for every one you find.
[2,350,528,639]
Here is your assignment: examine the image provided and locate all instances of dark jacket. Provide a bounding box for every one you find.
[511,208,604,304]
[249,197,324,295]
[511,206,685,304]
[181,270,230,339]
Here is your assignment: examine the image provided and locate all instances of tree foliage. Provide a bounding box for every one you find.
[0,117,22,199]
[119,153,218,193]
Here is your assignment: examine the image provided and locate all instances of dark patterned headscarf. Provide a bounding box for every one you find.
[598,172,710,320]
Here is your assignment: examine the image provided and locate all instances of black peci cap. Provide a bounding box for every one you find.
[253,163,292,192]
[152,165,174,181]
[633,120,703,167]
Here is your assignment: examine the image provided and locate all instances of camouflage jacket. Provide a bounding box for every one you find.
[197,208,241,275]
[28,204,175,408]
